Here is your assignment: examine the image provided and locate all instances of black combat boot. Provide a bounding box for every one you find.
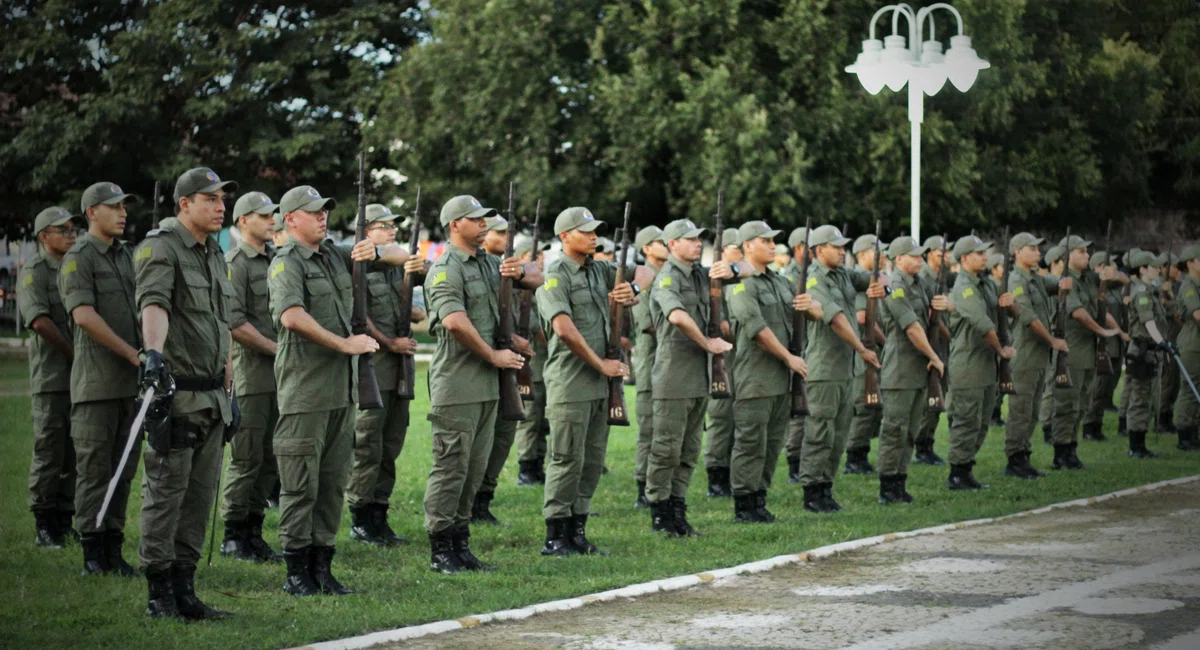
[516,460,540,486]
[649,501,680,537]
[430,529,468,572]
[669,497,702,537]
[282,547,321,596]
[1051,444,1071,470]
[80,533,108,575]
[634,480,649,509]
[1042,423,1053,445]
[1005,453,1037,480]
[947,463,983,491]
[172,563,232,619]
[821,482,843,512]
[540,517,579,557]
[913,440,945,466]
[733,494,763,523]
[1118,416,1128,436]
[246,513,282,562]
[897,474,914,503]
[372,504,407,546]
[706,467,731,497]
[1064,442,1086,469]
[470,490,501,526]
[1128,430,1158,459]
[349,505,387,546]
[1023,451,1046,478]
[787,456,801,483]
[1081,422,1106,442]
[104,530,138,577]
[453,524,497,570]
[534,455,547,483]
[1178,427,1200,451]
[569,513,610,555]
[58,511,79,543]
[145,567,179,619]
[34,510,66,549]
[802,483,831,513]
[310,546,355,595]
[220,519,256,560]
[1159,410,1177,433]
[878,475,904,505]
[753,490,776,522]
[843,447,875,475]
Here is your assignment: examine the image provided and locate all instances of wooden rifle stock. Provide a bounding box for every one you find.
[1053,227,1073,388]
[997,226,1015,395]
[790,216,813,417]
[516,200,541,400]
[606,206,634,424]
[1095,219,1114,376]
[926,234,949,412]
[708,190,732,399]
[152,181,161,230]
[394,187,421,400]
[863,220,883,411]
[352,152,384,410]
[497,182,525,421]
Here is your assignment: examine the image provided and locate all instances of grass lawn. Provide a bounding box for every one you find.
[1,356,1195,649]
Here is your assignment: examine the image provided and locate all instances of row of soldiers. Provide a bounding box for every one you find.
[18,171,1200,618]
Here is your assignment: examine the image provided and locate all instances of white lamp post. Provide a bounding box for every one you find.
[845,3,990,241]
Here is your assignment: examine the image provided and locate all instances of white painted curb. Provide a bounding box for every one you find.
[290,474,1200,650]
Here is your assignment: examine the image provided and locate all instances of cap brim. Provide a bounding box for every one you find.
[974,242,992,253]
[368,215,399,224]
[759,229,783,239]
[240,202,280,218]
[196,180,239,195]
[1073,239,1093,249]
[297,197,337,213]
[676,227,705,240]
[100,193,140,205]
[905,245,929,257]
[577,220,605,233]
[37,215,75,234]
[831,236,852,247]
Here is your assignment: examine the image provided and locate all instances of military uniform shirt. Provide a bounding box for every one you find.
[227,241,277,396]
[525,293,548,382]
[134,223,233,419]
[880,269,931,390]
[631,266,659,395]
[58,233,140,402]
[363,266,424,391]
[1061,267,1099,370]
[1178,277,1200,355]
[804,261,870,382]
[650,255,713,399]
[269,240,356,414]
[1128,278,1168,341]
[424,245,502,407]
[948,270,1000,389]
[778,259,803,285]
[727,268,794,399]
[536,255,616,404]
[17,252,72,394]
[1010,266,1058,370]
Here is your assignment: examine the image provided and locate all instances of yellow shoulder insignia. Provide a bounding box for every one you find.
[270,261,286,279]
[1187,289,1196,299]
[135,245,153,261]
[544,277,559,290]
[962,287,975,299]
[1139,296,1149,305]
[23,272,34,287]
[432,270,448,286]
[61,260,77,276]
[731,283,746,295]
[227,267,232,280]
[805,276,818,289]
[891,287,905,299]
[659,276,673,288]
[1012,285,1024,297]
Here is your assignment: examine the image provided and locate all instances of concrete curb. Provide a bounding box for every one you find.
[290,474,1200,650]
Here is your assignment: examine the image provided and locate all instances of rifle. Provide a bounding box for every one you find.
[926,233,950,412]
[394,187,421,400]
[607,205,633,424]
[997,226,1015,395]
[152,181,161,230]
[496,182,525,421]
[1052,227,1073,388]
[516,199,541,401]
[863,220,883,410]
[790,216,813,417]
[352,152,384,410]
[708,190,732,399]
[1095,219,1114,376]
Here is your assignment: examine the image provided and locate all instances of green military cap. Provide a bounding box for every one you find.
[272,213,285,232]
[365,203,398,223]
[952,235,991,258]
[886,235,927,259]
[1179,245,1200,263]
[34,206,75,234]
[597,236,616,253]
[721,228,742,248]
[662,218,705,241]
[80,181,139,214]
[986,253,1005,269]
[514,234,549,257]
[1044,245,1066,264]
[922,235,946,251]
[851,234,878,255]
[1089,251,1111,269]
[737,221,782,243]
[173,167,237,204]
[787,227,809,248]
[1156,251,1173,267]
[947,252,959,264]
[280,185,337,215]
[1122,248,1142,267]
[808,224,851,248]
[634,226,665,250]
[1008,231,1044,254]
[486,215,509,231]
[1129,250,1159,269]
[233,191,279,219]
[774,243,789,255]
[439,194,496,226]
[1058,234,1092,251]
[554,207,605,235]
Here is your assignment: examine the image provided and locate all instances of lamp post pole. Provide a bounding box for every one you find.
[845,3,990,242]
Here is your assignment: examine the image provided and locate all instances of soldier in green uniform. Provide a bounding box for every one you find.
[1035,246,1066,440]
[1081,252,1129,441]
[1049,235,1125,469]
[347,204,427,545]
[60,182,142,576]
[797,225,883,512]
[269,184,411,595]
[271,212,289,248]
[844,233,884,475]
[1117,248,1145,436]
[945,235,1016,490]
[1158,252,1183,433]
[727,221,817,523]
[770,244,791,272]
[985,252,1010,429]
[703,227,743,498]
[536,207,647,554]
[1172,246,1200,450]
[630,226,667,508]
[779,226,808,482]
[1003,233,1072,479]
[515,234,552,486]
[423,195,540,573]
[878,237,947,503]
[647,219,746,534]
[219,191,284,563]
[134,167,239,619]
[1125,250,1173,458]
[914,236,954,466]
[20,207,79,549]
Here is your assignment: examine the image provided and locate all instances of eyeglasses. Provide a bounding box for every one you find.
[42,227,81,237]
[368,223,398,232]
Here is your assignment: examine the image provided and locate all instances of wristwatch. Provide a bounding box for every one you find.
[375,245,383,261]
[729,262,741,277]
[518,264,527,281]
[630,282,642,297]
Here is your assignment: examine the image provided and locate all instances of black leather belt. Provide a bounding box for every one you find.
[174,375,224,392]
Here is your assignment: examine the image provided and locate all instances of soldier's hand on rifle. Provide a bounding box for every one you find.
[927,357,945,377]
[351,239,378,262]
[139,349,170,394]
[705,337,733,355]
[599,359,628,378]
[403,257,426,276]
[1051,337,1069,353]
[786,354,808,378]
[1058,277,1074,292]
[793,293,814,313]
[490,348,525,370]
[499,257,524,279]
[389,337,418,355]
[609,282,635,305]
[341,334,380,355]
[709,261,734,280]
[999,346,1017,359]
[1120,331,1133,344]
[998,292,1015,308]
[512,334,534,357]
[866,281,885,299]
[1099,327,1120,339]
[1159,340,1179,355]
[858,347,881,369]
[932,295,955,312]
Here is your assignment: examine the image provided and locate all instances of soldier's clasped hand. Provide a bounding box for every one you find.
[403,257,426,275]
[932,295,954,312]
[792,293,813,312]
[609,282,635,305]
[866,281,886,299]
[599,359,628,378]
[927,357,945,377]
[705,337,733,355]
[350,239,378,262]
[341,334,380,355]
[490,348,525,370]
[998,292,1015,308]
[709,261,734,280]
[499,257,524,279]
[1058,277,1074,291]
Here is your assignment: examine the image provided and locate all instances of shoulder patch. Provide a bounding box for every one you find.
[227,267,232,280]
[270,261,286,279]
[61,260,77,276]
[962,287,975,299]
[659,276,673,288]
[1139,296,1149,305]
[135,245,153,261]
[1012,285,1024,297]
[23,272,34,287]
[731,283,746,296]
[1187,289,1196,299]
[891,287,905,299]
[805,276,818,289]
[432,271,448,286]
[544,277,559,290]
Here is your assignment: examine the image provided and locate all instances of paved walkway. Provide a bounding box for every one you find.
[389,481,1200,650]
